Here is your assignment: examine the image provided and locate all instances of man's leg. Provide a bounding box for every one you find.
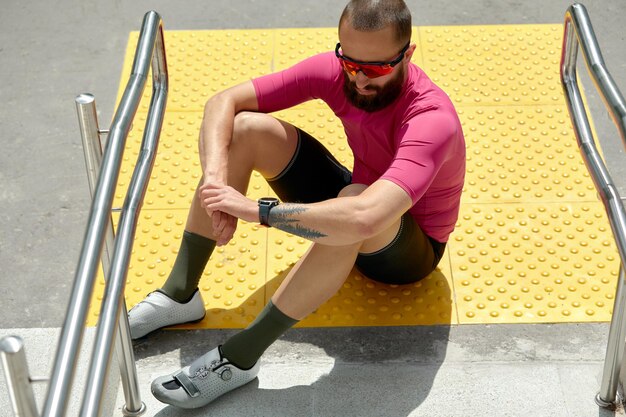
[151,185,405,408]
[129,112,299,339]
[220,184,401,367]
[160,112,298,297]
[272,184,401,318]
[219,242,361,368]
[184,112,300,238]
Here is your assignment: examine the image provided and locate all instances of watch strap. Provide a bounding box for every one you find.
[259,203,271,226]
[258,198,279,226]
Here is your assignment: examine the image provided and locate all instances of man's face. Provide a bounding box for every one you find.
[338,21,413,112]
[342,62,405,112]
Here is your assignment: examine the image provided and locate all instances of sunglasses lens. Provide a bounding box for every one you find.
[340,59,393,79]
[341,60,359,76]
[360,64,393,78]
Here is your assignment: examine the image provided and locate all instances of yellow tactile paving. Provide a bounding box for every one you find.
[460,105,597,204]
[116,30,273,112]
[274,28,337,71]
[113,111,270,209]
[449,202,619,323]
[88,212,269,328]
[298,266,455,326]
[263,228,456,326]
[86,23,621,329]
[419,24,564,106]
[272,108,355,170]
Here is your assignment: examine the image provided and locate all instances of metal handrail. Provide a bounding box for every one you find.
[79,12,167,416]
[39,11,167,417]
[76,92,145,417]
[560,3,626,409]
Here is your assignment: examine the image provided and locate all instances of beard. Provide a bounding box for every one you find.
[342,64,405,112]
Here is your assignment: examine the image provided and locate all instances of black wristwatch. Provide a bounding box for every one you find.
[258,197,280,226]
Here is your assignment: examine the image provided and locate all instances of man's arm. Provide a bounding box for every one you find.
[199,81,259,184]
[200,179,413,246]
[196,81,259,245]
[199,52,334,181]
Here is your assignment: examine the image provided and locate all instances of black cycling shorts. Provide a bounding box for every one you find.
[266,128,446,285]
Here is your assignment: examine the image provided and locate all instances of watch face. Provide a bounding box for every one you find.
[259,197,279,204]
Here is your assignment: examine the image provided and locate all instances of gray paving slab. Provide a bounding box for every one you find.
[1,318,624,416]
[112,324,624,417]
[0,328,118,417]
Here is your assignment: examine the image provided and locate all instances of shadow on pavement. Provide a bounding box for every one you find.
[130,263,453,416]
[133,323,452,416]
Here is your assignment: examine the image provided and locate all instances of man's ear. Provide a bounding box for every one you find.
[404,43,417,62]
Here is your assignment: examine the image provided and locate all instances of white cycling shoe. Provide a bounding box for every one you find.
[127,290,206,340]
[151,346,260,409]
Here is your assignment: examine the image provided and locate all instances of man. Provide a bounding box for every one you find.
[129,0,465,409]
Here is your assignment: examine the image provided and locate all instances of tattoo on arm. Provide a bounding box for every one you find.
[268,204,328,240]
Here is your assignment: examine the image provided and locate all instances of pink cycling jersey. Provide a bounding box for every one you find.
[252,52,465,242]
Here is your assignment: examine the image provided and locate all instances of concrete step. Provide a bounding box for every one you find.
[116,324,624,417]
[2,324,625,416]
[0,328,118,417]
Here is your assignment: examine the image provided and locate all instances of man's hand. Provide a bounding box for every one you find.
[208,210,238,246]
[197,181,239,246]
[199,183,259,244]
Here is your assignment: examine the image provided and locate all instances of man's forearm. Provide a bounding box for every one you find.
[268,204,329,241]
[199,95,234,183]
[265,181,413,246]
[267,199,371,246]
[198,81,259,184]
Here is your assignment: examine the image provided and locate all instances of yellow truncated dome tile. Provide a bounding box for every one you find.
[459,105,597,204]
[419,24,564,105]
[263,229,457,326]
[113,111,270,209]
[449,202,619,324]
[116,30,274,112]
[86,24,618,329]
[272,108,354,170]
[274,28,338,71]
[89,211,269,328]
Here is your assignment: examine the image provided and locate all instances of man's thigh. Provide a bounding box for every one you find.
[231,112,299,181]
[266,128,352,203]
[355,213,446,285]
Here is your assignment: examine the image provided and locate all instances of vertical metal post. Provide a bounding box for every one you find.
[597,266,626,407]
[75,94,146,416]
[0,336,39,417]
[560,3,626,408]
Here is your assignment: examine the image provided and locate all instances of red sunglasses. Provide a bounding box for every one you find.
[335,42,410,78]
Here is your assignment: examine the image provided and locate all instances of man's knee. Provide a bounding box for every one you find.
[232,111,270,141]
[337,183,367,198]
[230,112,299,179]
[338,183,404,253]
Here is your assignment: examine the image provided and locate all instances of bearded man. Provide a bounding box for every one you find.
[129,0,466,409]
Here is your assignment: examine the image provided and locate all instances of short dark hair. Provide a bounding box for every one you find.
[339,0,412,46]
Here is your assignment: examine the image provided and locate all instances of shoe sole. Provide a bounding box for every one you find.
[132,312,207,341]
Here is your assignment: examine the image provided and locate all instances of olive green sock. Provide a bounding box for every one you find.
[221,300,298,369]
[160,231,216,303]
